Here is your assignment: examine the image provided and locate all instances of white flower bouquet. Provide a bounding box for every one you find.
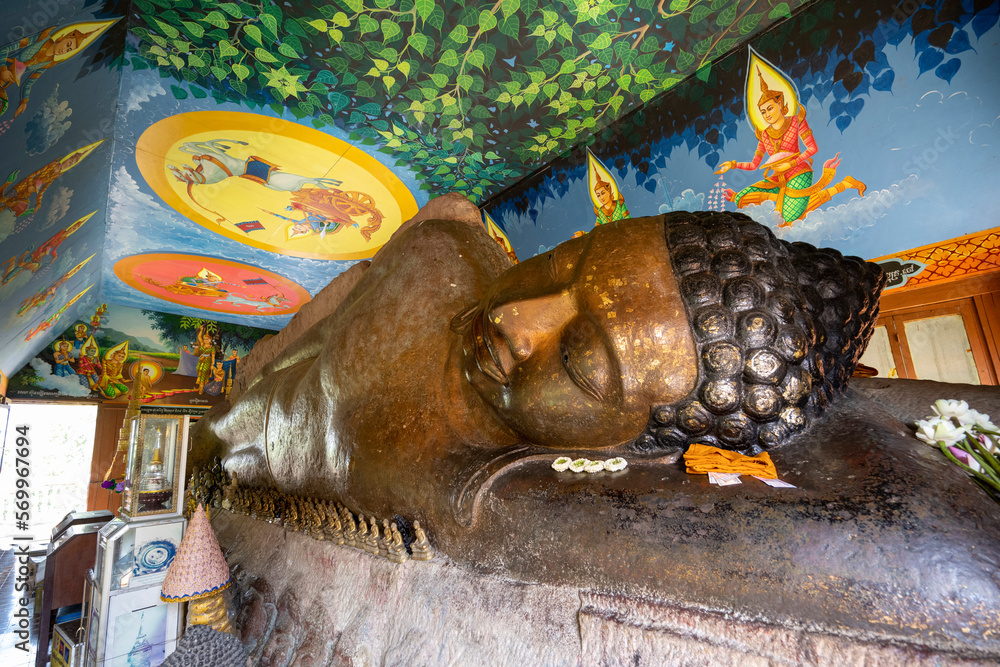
[915,399,1000,502]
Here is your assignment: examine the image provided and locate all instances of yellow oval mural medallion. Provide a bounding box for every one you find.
[136,111,419,260]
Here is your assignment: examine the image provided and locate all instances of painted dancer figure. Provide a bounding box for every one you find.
[182,325,217,394]
[0,20,118,118]
[587,150,630,227]
[1,212,92,285]
[716,55,865,227]
[1,141,102,217]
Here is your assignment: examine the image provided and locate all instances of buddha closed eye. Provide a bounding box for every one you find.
[460,217,699,450]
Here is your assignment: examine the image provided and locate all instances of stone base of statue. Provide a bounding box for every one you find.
[211,380,1000,666]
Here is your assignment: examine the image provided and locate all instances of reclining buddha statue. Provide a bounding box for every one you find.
[193,197,1000,653]
[197,200,882,515]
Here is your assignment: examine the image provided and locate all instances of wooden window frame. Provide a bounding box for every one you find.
[876,299,996,384]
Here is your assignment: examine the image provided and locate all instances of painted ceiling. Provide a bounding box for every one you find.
[0,0,815,379]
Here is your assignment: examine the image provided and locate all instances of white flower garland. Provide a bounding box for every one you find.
[552,456,628,473]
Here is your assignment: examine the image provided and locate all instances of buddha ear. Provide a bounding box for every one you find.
[450,303,480,333]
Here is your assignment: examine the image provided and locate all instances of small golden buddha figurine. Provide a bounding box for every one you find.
[223,472,238,509]
[357,515,370,552]
[387,523,409,564]
[366,518,381,554]
[342,507,357,547]
[410,521,433,561]
[327,504,344,545]
[263,493,275,522]
[380,519,392,558]
[311,500,325,540]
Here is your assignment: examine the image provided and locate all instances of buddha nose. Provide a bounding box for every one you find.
[488,290,577,363]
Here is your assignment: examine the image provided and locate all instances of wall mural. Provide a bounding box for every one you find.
[123,0,808,203]
[103,0,806,339]
[0,0,817,380]
[0,0,126,378]
[484,0,1000,269]
[113,254,310,315]
[3,0,995,384]
[7,302,273,407]
[135,110,417,260]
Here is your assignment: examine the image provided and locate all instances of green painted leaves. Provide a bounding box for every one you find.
[130,0,807,203]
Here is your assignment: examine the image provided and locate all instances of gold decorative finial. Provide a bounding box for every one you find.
[756,67,784,109]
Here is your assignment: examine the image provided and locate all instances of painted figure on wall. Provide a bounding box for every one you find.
[212,291,290,312]
[715,50,865,227]
[264,187,384,242]
[484,213,518,264]
[203,362,225,396]
[71,323,89,357]
[182,324,217,394]
[588,150,630,226]
[97,340,130,399]
[0,20,118,118]
[17,254,94,316]
[52,340,74,377]
[141,267,229,299]
[1,140,103,217]
[1,212,92,285]
[168,139,357,228]
[136,366,154,399]
[75,336,102,390]
[24,283,92,341]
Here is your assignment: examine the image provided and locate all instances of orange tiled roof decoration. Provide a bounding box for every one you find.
[871,226,1000,291]
[161,504,231,602]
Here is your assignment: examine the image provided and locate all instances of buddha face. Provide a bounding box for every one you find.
[461,216,698,449]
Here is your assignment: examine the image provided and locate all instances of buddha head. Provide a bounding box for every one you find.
[460,211,884,455]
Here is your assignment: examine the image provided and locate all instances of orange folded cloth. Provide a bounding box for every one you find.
[683,443,778,479]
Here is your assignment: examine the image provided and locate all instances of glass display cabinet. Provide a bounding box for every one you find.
[120,414,187,518]
[85,406,202,667]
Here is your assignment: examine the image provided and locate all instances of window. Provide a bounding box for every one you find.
[0,403,98,545]
[860,298,996,384]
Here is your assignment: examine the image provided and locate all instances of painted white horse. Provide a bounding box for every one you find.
[213,292,291,311]
[169,139,343,192]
